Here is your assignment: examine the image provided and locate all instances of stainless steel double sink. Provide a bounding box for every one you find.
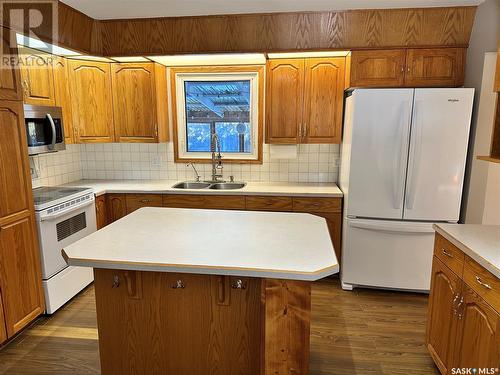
[172,181,246,190]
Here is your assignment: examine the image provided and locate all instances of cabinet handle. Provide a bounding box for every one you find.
[231,279,246,290]
[303,124,308,138]
[140,199,151,203]
[112,275,120,288]
[407,67,411,73]
[452,293,460,315]
[442,249,454,258]
[172,280,185,289]
[401,66,404,73]
[475,276,492,290]
[456,296,464,319]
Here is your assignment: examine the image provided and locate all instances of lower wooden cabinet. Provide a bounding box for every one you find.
[0,293,7,343]
[106,194,127,224]
[426,234,500,373]
[95,195,108,230]
[0,211,44,338]
[125,194,163,214]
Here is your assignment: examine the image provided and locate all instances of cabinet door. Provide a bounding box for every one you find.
[68,60,115,143]
[266,59,304,144]
[0,27,22,100]
[303,57,345,144]
[349,50,406,87]
[19,47,56,105]
[95,195,108,230]
[112,63,159,143]
[0,100,31,218]
[0,212,43,337]
[53,56,74,144]
[426,257,462,375]
[453,284,500,369]
[106,194,127,223]
[405,48,465,87]
[0,292,7,343]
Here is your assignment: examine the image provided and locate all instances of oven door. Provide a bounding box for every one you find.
[24,105,66,155]
[36,199,97,279]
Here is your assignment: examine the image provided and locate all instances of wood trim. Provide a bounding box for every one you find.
[2,4,476,56]
[170,65,264,164]
[477,156,500,164]
[495,34,500,92]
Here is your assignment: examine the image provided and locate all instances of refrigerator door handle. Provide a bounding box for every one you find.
[349,220,435,234]
[393,101,412,209]
[405,100,422,210]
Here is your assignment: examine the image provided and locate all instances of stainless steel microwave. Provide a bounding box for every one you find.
[24,105,65,156]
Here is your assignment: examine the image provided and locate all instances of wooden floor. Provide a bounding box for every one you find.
[0,278,439,375]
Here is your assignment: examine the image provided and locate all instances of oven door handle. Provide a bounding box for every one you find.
[40,200,94,222]
[46,113,56,151]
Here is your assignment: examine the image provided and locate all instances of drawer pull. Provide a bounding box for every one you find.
[172,280,185,289]
[140,199,151,203]
[231,279,246,290]
[442,249,454,258]
[475,276,492,290]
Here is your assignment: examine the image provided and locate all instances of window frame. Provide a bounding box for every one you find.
[170,65,264,164]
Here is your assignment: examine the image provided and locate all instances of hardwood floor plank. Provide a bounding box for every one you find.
[0,278,439,374]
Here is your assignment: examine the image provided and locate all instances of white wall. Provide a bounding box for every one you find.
[461,0,500,223]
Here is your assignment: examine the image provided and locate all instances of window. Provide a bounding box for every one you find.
[171,66,264,163]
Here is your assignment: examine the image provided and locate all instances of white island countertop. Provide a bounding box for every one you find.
[62,179,343,198]
[63,207,339,281]
[433,224,500,278]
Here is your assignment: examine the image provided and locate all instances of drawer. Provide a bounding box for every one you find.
[463,255,500,311]
[245,196,292,211]
[292,197,341,213]
[434,234,465,277]
[163,194,245,210]
[126,194,163,213]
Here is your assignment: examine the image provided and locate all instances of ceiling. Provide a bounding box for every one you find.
[61,0,483,20]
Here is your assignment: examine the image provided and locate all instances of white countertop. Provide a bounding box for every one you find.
[63,207,339,281]
[433,224,500,278]
[62,179,343,198]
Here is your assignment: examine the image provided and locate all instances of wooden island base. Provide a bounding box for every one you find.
[94,269,312,375]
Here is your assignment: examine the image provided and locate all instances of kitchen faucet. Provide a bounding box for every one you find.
[210,133,224,182]
[187,163,200,181]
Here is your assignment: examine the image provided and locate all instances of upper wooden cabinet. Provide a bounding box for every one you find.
[18,47,56,105]
[111,63,168,143]
[0,28,22,101]
[0,101,31,218]
[349,48,466,88]
[68,60,115,143]
[0,212,44,338]
[53,56,75,144]
[405,48,465,87]
[266,57,346,144]
[266,59,304,144]
[349,50,406,88]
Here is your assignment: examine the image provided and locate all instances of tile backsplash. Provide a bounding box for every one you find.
[30,144,83,188]
[30,143,341,185]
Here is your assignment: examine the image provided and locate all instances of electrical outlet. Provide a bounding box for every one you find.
[151,155,161,167]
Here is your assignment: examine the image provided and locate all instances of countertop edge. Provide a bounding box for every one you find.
[433,224,500,279]
[63,251,340,282]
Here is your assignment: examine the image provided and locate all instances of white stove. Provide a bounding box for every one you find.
[33,186,96,314]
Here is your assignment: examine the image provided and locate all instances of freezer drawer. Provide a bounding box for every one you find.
[341,218,435,291]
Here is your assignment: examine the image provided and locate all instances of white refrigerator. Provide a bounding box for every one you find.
[340,88,474,292]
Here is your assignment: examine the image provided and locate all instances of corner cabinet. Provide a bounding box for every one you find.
[68,60,115,143]
[426,234,500,373]
[266,57,346,144]
[111,63,168,143]
[349,48,466,88]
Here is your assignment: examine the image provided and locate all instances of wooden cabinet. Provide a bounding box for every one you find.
[349,48,466,88]
[112,63,168,143]
[53,56,75,144]
[349,50,406,88]
[266,57,345,144]
[0,27,22,101]
[0,212,44,337]
[405,48,465,87]
[0,100,31,218]
[427,234,500,373]
[245,196,293,211]
[106,194,127,224]
[426,257,462,374]
[125,194,163,214]
[163,194,246,210]
[68,60,115,143]
[453,285,500,369]
[18,47,56,105]
[95,195,108,230]
[266,59,304,144]
[0,293,7,343]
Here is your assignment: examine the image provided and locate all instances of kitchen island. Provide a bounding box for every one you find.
[63,207,338,375]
